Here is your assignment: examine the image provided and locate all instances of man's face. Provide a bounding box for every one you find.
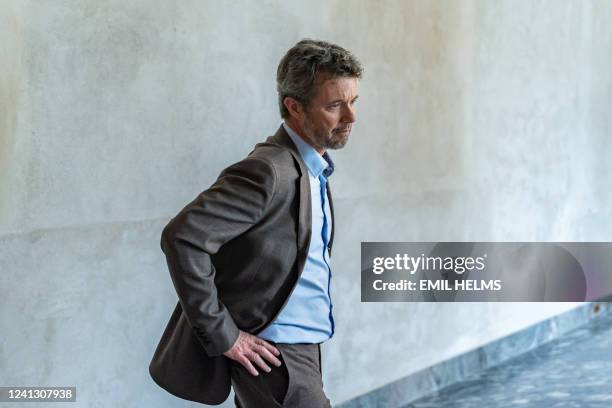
[297,76,359,153]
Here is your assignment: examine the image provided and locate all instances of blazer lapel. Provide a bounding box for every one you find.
[262,125,312,274]
[263,125,336,257]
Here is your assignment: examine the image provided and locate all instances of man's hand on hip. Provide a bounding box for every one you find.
[223,330,282,376]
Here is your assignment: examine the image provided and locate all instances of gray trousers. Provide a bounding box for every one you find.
[230,343,331,407]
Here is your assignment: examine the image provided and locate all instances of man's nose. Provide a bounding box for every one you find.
[342,104,356,123]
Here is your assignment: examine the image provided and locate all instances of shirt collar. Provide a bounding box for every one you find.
[283,122,335,179]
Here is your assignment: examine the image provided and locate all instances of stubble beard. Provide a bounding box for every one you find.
[302,120,350,152]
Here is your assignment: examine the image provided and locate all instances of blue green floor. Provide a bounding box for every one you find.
[403,310,612,408]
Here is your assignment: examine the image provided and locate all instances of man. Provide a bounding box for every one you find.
[149,39,362,407]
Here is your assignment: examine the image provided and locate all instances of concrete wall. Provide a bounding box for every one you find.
[1,1,610,406]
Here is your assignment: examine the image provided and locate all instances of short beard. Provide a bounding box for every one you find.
[326,129,349,150]
[302,120,350,152]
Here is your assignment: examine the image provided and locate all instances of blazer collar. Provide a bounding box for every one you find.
[263,125,307,177]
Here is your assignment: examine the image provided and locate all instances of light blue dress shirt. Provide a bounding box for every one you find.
[257,123,335,343]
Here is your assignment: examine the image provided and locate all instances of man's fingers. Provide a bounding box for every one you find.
[257,339,281,357]
[240,357,259,377]
[229,333,282,376]
[246,351,270,373]
[256,345,282,367]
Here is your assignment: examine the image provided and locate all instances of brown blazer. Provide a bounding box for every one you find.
[149,125,335,405]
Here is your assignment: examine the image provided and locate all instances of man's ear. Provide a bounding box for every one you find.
[283,96,304,120]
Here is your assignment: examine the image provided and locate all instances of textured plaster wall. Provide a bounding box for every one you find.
[1,1,611,407]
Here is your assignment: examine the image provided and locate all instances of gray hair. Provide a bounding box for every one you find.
[276,39,363,119]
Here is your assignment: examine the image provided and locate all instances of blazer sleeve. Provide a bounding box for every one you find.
[160,156,278,356]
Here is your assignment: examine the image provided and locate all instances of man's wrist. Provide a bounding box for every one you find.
[202,320,240,357]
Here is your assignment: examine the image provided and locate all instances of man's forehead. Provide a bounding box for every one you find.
[314,76,359,101]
